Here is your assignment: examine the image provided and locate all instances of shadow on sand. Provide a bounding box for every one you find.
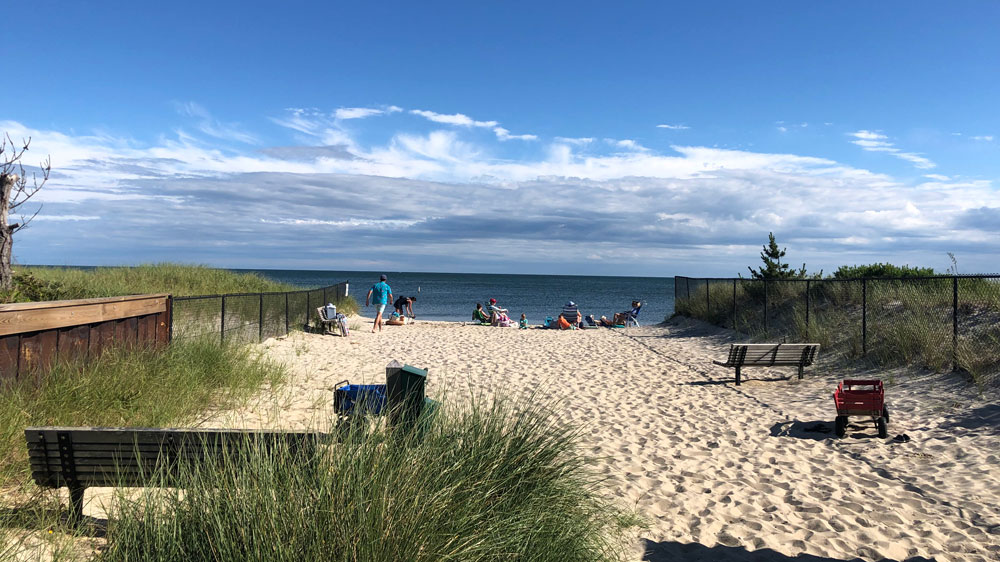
[640,538,935,562]
[769,419,887,441]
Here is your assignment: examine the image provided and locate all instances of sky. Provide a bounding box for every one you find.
[2,1,998,277]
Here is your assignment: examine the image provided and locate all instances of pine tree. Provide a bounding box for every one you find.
[747,232,807,280]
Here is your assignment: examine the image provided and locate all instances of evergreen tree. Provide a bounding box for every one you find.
[747,232,807,279]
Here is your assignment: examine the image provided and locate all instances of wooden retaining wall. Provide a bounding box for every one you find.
[0,294,171,385]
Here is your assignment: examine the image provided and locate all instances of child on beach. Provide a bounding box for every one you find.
[519,313,527,329]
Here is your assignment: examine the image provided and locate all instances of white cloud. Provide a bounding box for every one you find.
[554,137,594,145]
[8,115,1000,274]
[410,109,497,128]
[177,102,258,144]
[334,107,384,120]
[848,130,936,169]
[493,127,537,142]
[971,135,994,142]
[656,124,689,130]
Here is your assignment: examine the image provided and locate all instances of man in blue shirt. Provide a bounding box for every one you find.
[365,274,393,333]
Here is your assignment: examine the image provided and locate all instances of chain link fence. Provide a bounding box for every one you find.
[675,275,1000,386]
[170,282,349,344]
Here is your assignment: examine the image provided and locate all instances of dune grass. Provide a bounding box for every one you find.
[0,340,286,490]
[13,263,299,301]
[677,277,1000,385]
[99,395,640,562]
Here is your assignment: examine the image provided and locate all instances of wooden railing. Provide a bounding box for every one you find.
[0,294,171,385]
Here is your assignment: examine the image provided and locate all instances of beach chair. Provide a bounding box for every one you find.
[316,306,346,336]
[624,302,642,327]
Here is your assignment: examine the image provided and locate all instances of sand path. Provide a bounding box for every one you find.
[203,317,1000,562]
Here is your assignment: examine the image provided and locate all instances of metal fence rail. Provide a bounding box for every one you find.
[674,275,1000,386]
[170,281,349,344]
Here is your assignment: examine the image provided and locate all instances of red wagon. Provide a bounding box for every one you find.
[833,379,889,438]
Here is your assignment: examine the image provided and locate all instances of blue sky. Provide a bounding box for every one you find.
[2,1,998,276]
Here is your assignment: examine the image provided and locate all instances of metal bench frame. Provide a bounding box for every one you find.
[712,343,820,385]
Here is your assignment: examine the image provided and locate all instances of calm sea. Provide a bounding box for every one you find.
[237,269,676,324]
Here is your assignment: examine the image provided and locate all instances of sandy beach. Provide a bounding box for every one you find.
[61,315,997,561]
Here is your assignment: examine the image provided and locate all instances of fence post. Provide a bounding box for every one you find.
[285,293,289,336]
[168,297,174,342]
[953,276,959,372]
[732,279,737,329]
[306,292,310,331]
[862,278,867,357]
[673,277,677,314]
[805,279,810,339]
[763,279,768,334]
[258,293,264,343]
[323,287,327,306]
[705,279,710,317]
[221,295,226,345]
[686,278,690,302]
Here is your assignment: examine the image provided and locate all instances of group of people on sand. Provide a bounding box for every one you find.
[364,274,416,333]
[474,298,641,330]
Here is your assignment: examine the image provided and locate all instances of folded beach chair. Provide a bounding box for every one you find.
[624,302,642,328]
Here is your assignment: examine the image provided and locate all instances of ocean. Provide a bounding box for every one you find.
[237,269,676,325]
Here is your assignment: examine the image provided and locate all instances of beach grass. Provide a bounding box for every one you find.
[0,340,286,490]
[678,277,1000,385]
[13,263,299,300]
[96,395,640,562]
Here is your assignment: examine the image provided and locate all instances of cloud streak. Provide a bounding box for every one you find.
[848,130,935,169]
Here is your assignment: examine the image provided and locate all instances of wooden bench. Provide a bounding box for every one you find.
[712,343,820,385]
[25,427,325,522]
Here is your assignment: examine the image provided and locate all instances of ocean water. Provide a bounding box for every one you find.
[237,269,676,324]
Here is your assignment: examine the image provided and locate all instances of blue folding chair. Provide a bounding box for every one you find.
[624,302,642,328]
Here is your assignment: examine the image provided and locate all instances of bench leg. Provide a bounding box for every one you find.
[798,365,804,380]
[68,484,85,524]
[735,366,741,386]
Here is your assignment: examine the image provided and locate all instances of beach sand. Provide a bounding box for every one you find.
[61,316,1000,560]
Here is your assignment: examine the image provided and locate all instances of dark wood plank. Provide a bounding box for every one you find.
[89,321,114,357]
[0,335,19,384]
[20,331,57,386]
[57,325,90,364]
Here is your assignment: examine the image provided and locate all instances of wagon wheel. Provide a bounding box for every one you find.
[835,415,847,438]
[876,416,888,439]
[882,405,889,424]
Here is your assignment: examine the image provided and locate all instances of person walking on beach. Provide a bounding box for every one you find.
[365,274,393,333]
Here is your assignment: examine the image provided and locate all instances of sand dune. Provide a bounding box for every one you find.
[118,316,1000,560]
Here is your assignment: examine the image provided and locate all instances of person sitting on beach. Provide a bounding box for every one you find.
[487,298,511,326]
[473,303,491,323]
[613,301,641,326]
[394,295,416,319]
[519,313,528,329]
[559,301,582,329]
[598,315,614,327]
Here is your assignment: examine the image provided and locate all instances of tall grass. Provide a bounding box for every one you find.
[0,340,286,489]
[100,396,639,562]
[16,263,298,300]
